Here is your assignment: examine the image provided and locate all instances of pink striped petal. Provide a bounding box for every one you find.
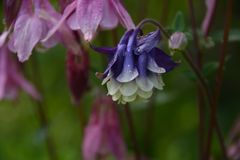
[100,1,118,29]
[10,14,45,62]
[74,0,104,41]
[110,0,135,30]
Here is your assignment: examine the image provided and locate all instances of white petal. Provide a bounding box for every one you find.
[147,57,166,73]
[122,94,137,103]
[119,81,138,96]
[107,79,121,95]
[116,67,138,83]
[112,91,121,101]
[137,89,153,99]
[149,74,165,90]
[136,77,153,92]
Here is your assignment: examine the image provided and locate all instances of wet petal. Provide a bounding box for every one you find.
[75,0,104,41]
[116,50,138,83]
[110,0,135,30]
[150,48,178,72]
[112,91,121,101]
[100,1,118,29]
[119,81,138,97]
[43,1,76,42]
[137,89,153,99]
[136,77,153,92]
[91,45,117,54]
[147,56,166,73]
[122,94,137,103]
[136,30,161,53]
[107,78,121,95]
[149,74,165,90]
[11,14,45,62]
[104,44,126,78]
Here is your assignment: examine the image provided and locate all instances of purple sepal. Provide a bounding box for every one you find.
[150,48,178,72]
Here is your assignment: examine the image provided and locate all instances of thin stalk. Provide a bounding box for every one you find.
[205,0,233,159]
[143,96,156,153]
[182,50,227,159]
[30,54,58,160]
[188,0,205,159]
[124,104,141,160]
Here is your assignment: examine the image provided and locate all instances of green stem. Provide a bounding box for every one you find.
[30,54,58,160]
[124,104,141,160]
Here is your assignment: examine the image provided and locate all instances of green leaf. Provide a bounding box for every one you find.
[171,11,185,32]
[202,62,219,77]
[212,29,240,42]
[183,62,219,81]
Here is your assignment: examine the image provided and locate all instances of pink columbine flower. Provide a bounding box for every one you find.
[45,0,135,41]
[66,49,89,105]
[0,31,41,100]
[9,0,80,62]
[82,96,126,160]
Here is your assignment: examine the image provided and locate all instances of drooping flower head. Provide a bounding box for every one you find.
[9,0,80,62]
[0,31,41,101]
[45,0,135,41]
[82,96,126,160]
[92,19,178,104]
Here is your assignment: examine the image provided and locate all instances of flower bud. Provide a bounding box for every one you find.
[66,49,89,105]
[168,32,188,51]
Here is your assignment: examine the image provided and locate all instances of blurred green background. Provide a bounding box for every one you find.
[0,0,240,160]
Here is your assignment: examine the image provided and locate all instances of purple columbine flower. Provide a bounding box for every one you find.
[82,96,126,160]
[92,19,178,104]
[66,49,89,105]
[45,0,135,41]
[8,0,80,62]
[0,31,41,100]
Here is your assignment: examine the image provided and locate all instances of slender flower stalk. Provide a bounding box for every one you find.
[29,54,58,160]
[187,1,205,159]
[205,0,233,159]
[124,104,141,160]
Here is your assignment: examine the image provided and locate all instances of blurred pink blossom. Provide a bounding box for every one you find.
[0,31,41,101]
[82,96,127,160]
[9,0,80,62]
[45,0,135,41]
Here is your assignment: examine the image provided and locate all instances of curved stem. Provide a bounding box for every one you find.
[137,18,170,39]
[188,0,205,158]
